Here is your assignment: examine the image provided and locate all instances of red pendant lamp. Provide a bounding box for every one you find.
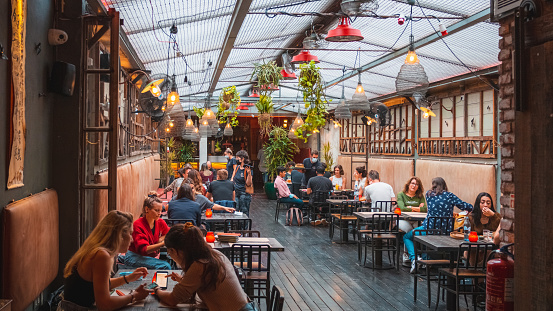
[325,17,364,42]
[236,105,249,110]
[248,88,260,98]
[280,69,297,80]
[291,50,319,64]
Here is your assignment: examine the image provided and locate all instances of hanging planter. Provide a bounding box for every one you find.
[217,86,240,127]
[250,61,282,136]
[256,95,274,136]
[294,61,329,142]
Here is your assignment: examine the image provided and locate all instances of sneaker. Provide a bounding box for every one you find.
[402,253,410,264]
[410,260,417,274]
[310,220,322,226]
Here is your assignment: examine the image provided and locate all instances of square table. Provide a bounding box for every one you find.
[209,237,285,252]
[399,212,427,222]
[115,269,207,310]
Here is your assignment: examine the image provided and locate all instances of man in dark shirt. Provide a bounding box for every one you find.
[291,164,304,197]
[206,169,235,202]
[303,150,323,185]
[306,167,333,226]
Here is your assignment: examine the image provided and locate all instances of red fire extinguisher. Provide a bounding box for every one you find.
[486,243,514,311]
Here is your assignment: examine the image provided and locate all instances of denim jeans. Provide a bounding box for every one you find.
[237,192,252,216]
[262,172,269,183]
[403,225,430,261]
[122,250,171,270]
[279,196,304,209]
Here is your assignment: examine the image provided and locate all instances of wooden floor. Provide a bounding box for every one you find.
[249,194,450,311]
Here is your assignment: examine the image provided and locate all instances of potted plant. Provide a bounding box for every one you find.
[177,140,197,164]
[294,61,329,142]
[161,138,177,187]
[217,86,240,127]
[322,142,335,172]
[250,61,282,135]
[263,126,298,200]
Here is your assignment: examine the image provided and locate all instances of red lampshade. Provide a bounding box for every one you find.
[237,105,248,110]
[291,50,320,64]
[281,69,297,80]
[326,17,364,42]
[248,89,260,97]
[242,102,255,106]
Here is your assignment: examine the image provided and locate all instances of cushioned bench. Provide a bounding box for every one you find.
[2,189,59,311]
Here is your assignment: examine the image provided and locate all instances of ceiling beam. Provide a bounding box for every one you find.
[208,0,254,94]
[323,8,491,89]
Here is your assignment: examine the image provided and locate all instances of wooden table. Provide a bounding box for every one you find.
[327,200,368,243]
[210,237,285,252]
[399,212,427,221]
[115,270,207,310]
[201,213,250,223]
[354,212,398,269]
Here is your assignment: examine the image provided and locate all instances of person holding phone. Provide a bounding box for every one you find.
[231,150,253,216]
[154,223,252,311]
[123,192,172,270]
[62,211,150,310]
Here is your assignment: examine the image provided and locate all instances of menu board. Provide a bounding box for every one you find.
[7,0,26,189]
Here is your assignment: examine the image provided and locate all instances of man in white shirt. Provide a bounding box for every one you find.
[364,170,396,207]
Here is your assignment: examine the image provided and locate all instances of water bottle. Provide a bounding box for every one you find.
[463,216,471,241]
[354,183,359,201]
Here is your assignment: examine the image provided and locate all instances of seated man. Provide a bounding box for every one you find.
[307,166,333,225]
[182,179,235,213]
[206,169,235,202]
[274,166,303,209]
[364,170,396,207]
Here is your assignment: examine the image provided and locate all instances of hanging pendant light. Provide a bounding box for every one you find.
[288,127,297,139]
[346,72,370,111]
[167,75,179,105]
[204,107,216,120]
[291,113,304,129]
[280,69,297,80]
[335,82,352,119]
[420,106,436,118]
[224,123,233,136]
[395,35,429,103]
[340,0,379,16]
[248,88,260,98]
[141,77,165,97]
[325,17,364,42]
[291,50,319,65]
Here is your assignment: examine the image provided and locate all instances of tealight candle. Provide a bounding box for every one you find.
[394,207,401,215]
[206,231,215,243]
[206,209,212,218]
[468,231,478,242]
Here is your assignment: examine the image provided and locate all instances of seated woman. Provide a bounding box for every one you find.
[62,211,150,311]
[200,163,214,185]
[403,177,473,273]
[168,183,202,226]
[353,166,367,198]
[154,223,251,311]
[329,164,347,190]
[396,176,427,264]
[124,193,171,270]
[469,192,501,235]
[188,169,207,196]
[183,178,235,213]
[163,168,186,198]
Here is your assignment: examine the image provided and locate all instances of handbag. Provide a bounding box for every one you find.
[245,169,254,195]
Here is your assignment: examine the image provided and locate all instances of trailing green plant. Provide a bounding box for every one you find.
[294,61,329,142]
[177,140,197,164]
[217,86,240,127]
[322,142,335,172]
[193,107,205,119]
[264,126,298,180]
[250,61,283,92]
[255,95,274,136]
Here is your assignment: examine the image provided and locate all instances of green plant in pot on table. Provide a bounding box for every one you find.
[263,126,298,199]
[294,61,329,142]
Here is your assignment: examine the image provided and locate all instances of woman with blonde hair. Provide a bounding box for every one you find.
[123,192,171,270]
[62,211,150,310]
[154,223,251,311]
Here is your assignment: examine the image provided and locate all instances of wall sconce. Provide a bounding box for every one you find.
[0,44,8,60]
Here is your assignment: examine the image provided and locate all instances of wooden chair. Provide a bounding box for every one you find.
[435,242,496,311]
[224,218,252,232]
[412,229,450,308]
[230,244,271,309]
[330,200,362,243]
[362,213,400,270]
[269,285,285,311]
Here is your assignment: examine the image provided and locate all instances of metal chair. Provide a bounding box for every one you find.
[435,242,496,311]
[269,285,285,311]
[224,218,252,232]
[230,244,271,309]
[164,218,195,227]
[274,187,294,222]
[330,200,362,243]
[361,213,400,270]
[311,190,330,221]
[412,229,450,308]
[372,201,398,212]
[427,216,455,234]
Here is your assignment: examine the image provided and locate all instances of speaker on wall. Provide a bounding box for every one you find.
[49,61,75,96]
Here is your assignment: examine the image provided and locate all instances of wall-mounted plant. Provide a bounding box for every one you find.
[217,86,240,127]
[264,126,298,181]
[255,95,274,136]
[294,61,329,142]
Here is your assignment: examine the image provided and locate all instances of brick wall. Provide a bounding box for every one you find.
[497,16,515,245]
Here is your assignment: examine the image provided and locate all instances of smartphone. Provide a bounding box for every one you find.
[155,271,168,289]
[145,282,158,290]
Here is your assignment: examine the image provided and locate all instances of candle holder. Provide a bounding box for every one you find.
[205,209,213,218]
[394,207,401,215]
[206,231,215,243]
[468,231,478,242]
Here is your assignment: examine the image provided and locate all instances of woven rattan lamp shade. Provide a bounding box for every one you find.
[335,98,352,120]
[395,62,429,99]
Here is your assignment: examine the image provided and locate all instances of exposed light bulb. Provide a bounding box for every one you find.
[283,123,288,128]
[186,119,193,126]
[423,112,430,118]
[202,120,208,125]
[169,121,174,127]
[168,91,179,105]
[151,85,161,97]
[355,82,364,94]
[161,106,166,111]
[405,50,419,65]
[165,128,170,132]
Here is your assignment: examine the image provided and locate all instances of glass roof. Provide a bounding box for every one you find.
[102,0,499,114]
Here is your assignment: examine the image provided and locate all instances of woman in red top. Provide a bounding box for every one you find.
[123,192,172,269]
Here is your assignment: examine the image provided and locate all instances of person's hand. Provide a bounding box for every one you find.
[167,272,182,282]
[419,203,425,208]
[411,207,420,212]
[127,268,148,282]
[482,207,495,217]
[225,207,236,213]
[158,235,165,243]
[132,284,150,301]
[245,166,251,173]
